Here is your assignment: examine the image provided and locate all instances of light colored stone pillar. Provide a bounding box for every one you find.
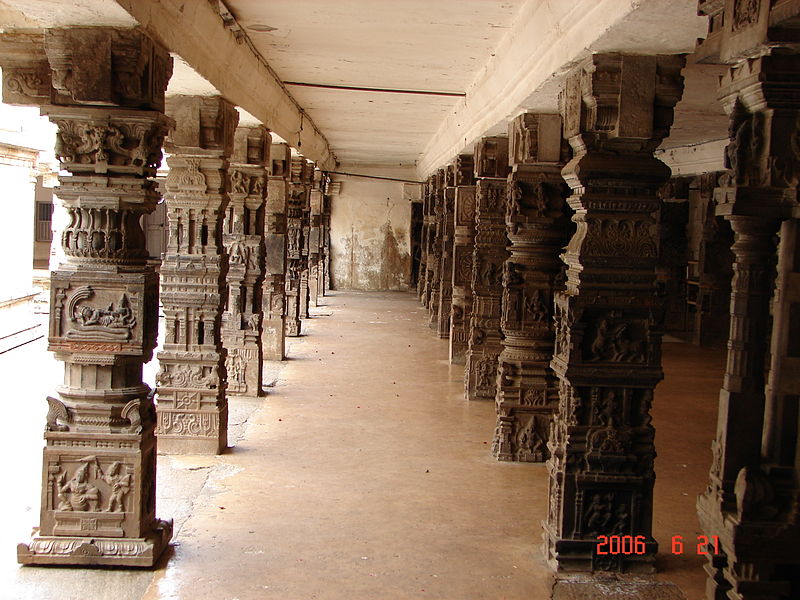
[299,161,313,319]
[0,27,173,566]
[308,177,323,307]
[221,125,269,397]
[155,95,238,454]
[449,154,476,364]
[492,112,571,463]
[545,53,685,573]
[262,141,289,360]
[465,137,509,401]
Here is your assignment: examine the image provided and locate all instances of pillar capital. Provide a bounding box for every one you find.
[165,95,238,155]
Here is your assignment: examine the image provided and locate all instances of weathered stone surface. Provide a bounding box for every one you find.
[492,113,571,463]
[222,125,269,397]
[545,53,686,573]
[437,167,454,338]
[7,27,173,567]
[156,95,238,455]
[551,575,686,600]
[465,136,509,402]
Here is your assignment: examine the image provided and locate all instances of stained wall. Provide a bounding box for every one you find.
[330,166,416,291]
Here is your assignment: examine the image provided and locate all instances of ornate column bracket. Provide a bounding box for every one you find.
[156,95,238,455]
[695,4,800,596]
[544,53,686,573]
[0,26,174,567]
[465,137,510,401]
[263,142,289,359]
[221,125,269,397]
[492,112,571,463]
[449,154,476,364]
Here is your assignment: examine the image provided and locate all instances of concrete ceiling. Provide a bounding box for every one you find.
[226,0,526,166]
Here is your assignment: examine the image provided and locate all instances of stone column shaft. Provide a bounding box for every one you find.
[285,157,308,336]
[262,142,289,360]
[437,165,455,338]
[545,53,686,573]
[2,27,174,566]
[221,125,269,397]
[156,95,238,454]
[492,113,571,463]
[449,154,476,364]
[465,137,509,401]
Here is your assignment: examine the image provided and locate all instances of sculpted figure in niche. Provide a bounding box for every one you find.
[231,170,249,195]
[523,289,548,323]
[57,461,100,512]
[478,357,496,389]
[98,461,131,512]
[584,493,613,536]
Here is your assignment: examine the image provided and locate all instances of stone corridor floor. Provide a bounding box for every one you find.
[0,291,725,600]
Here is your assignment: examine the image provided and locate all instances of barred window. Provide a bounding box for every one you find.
[35,201,53,243]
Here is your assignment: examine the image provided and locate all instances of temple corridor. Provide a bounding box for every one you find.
[2,291,725,599]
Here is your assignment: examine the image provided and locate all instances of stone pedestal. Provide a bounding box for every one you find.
[221,126,269,397]
[465,137,509,401]
[156,95,238,454]
[2,27,174,566]
[694,7,800,593]
[263,142,289,360]
[492,113,571,463]
[544,53,685,573]
[449,155,476,365]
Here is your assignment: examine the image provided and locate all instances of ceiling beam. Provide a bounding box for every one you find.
[114,0,336,169]
[415,0,706,179]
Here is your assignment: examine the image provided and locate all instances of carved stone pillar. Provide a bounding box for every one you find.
[221,126,268,397]
[491,113,571,463]
[0,27,174,566]
[299,161,313,319]
[694,3,800,595]
[308,176,323,308]
[156,95,238,455]
[437,165,455,338]
[690,173,734,346]
[449,155,476,365]
[544,53,685,573]
[465,137,509,401]
[322,182,336,295]
[285,157,306,337]
[427,170,445,329]
[263,142,289,360]
[421,179,436,306]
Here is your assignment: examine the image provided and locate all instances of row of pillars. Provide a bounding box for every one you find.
[417,11,800,598]
[0,27,333,566]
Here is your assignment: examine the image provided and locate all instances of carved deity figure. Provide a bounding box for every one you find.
[584,493,614,536]
[57,461,100,512]
[99,461,131,513]
[523,289,548,323]
[478,357,496,389]
[231,170,249,195]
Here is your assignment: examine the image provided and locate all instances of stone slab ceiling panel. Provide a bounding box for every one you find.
[224,0,526,164]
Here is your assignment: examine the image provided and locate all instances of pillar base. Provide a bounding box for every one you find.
[263,318,286,361]
[17,519,173,567]
[157,434,227,455]
[551,574,685,600]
